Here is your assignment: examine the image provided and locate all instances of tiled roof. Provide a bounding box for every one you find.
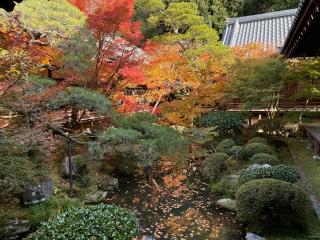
[222,9,297,50]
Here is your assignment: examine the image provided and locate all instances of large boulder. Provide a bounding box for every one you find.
[60,156,84,178]
[216,198,237,212]
[84,191,108,204]
[3,219,30,240]
[21,177,53,205]
[245,232,265,240]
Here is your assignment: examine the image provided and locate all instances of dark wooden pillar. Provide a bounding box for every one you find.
[315,141,320,156]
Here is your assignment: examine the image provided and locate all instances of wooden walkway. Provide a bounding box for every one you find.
[303,123,320,156]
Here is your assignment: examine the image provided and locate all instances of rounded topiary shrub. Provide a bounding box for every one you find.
[250,153,279,165]
[197,111,245,134]
[229,145,250,160]
[247,137,268,145]
[216,139,235,155]
[271,165,300,183]
[245,143,272,157]
[239,165,300,184]
[201,152,229,181]
[236,179,307,229]
[27,204,139,240]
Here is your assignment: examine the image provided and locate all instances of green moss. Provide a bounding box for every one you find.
[27,194,83,227]
[288,139,320,198]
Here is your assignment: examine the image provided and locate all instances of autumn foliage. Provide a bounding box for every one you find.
[69,0,144,90]
[232,43,277,59]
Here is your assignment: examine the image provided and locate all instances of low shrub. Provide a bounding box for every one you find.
[216,139,235,155]
[247,137,268,145]
[77,175,91,188]
[72,155,88,175]
[272,165,300,183]
[229,145,250,160]
[239,165,300,184]
[250,153,279,165]
[236,179,307,230]
[245,143,272,157]
[27,204,139,240]
[197,111,245,134]
[27,195,83,226]
[211,175,239,198]
[201,153,229,181]
[0,156,39,202]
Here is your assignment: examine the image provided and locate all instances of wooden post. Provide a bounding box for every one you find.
[68,140,74,197]
[315,141,320,156]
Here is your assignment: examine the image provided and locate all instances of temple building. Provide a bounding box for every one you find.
[282,0,320,57]
[222,9,297,51]
[222,1,320,156]
[281,0,320,157]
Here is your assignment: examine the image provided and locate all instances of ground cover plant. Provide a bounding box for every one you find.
[27,205,139,240]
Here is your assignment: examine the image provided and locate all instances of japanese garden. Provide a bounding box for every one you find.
[1,0,320,239]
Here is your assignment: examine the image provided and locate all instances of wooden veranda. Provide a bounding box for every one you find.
[304,123,320,156]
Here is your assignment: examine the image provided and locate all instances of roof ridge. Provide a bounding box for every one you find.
[226,8,297,24]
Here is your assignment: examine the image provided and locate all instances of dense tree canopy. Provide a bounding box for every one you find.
[135,0,244,35]
[242,0,299,15]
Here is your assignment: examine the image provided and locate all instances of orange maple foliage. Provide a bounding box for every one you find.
[163,174,186,189]
[113,42,231,124]
[113,44,199,114]
[232,43,277,59]
[161,52,230,126]
[0,16,62,96]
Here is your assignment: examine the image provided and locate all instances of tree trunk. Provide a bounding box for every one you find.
[151,95,162,115]
[70,107,79,129]
[68,140,74,197]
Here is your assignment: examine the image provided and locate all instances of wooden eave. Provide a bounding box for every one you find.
[282,0,320,57]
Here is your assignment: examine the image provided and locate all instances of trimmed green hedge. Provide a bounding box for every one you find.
[216,139,235,155]
[229,145,250,160]
[201,153,229,181]
[27,205,139,240]
[239,165,300,184]
[250,153,279,165]
[197,111,245,134]
[247,137,268,145]
[236,179,307,227]
[245,143,272,157]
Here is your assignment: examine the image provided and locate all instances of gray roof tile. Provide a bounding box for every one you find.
[222,9,297,50]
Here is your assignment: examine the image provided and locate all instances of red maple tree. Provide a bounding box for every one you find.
[69,0,145,92]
